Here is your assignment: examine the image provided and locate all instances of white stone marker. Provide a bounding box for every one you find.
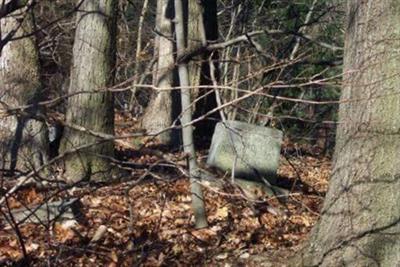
[207,120,283,184]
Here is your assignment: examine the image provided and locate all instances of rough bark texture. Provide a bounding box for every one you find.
[0,4,48,174]
[61,0,117,183]
[187,0,203,93]
[141,0,179,146]
[293,1,400,266]
[188,0,219,141]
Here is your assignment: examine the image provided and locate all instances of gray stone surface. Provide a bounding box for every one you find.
[207,120,283,184]
[3,198,83,225]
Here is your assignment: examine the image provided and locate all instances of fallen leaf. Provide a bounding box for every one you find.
[215,206,229,220]
[239,252,250,259]
[110,250,118,263]
[216,253,228,260]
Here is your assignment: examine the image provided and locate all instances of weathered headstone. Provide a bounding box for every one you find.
[207,120,283,184]
[2,198,83,225]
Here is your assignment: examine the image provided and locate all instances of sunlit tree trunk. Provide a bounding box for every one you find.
[0,4,48,174]
[141,0,179,146]
[174,0,208,229]
[293,1,400,266]
[141,0,219,146]
[187,0,204,94]
[61,0,117,183]
[188,0,219,139]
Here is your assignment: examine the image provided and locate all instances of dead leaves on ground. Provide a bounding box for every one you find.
[0,152,331,266]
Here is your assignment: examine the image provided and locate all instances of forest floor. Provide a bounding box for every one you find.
[0,113,332,266]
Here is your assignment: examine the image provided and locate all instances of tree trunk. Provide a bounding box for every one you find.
[187,0,204,93]
[293,1,400,266]
[174,0,208,229]
[0,4,48,174]
[61,0,117,183]
[141,0,219,146]
[188,0,219,141]
[141,0,180,146]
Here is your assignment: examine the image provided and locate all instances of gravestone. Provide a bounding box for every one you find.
[207,120,283,184]
[2,198,83,225]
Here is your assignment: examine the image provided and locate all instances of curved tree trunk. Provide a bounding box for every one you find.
[294,1,400,266]
[141,0,179,146]
[0,4,48,174]
[61,0,117,183]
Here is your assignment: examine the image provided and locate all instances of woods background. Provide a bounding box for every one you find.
[2,1,398,266]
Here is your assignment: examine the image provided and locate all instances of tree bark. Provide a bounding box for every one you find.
[187,0,204,93]
[141,0,219,146]
[0,0,28,22]
[141,0,179,146]
[174,0,208,229]
[293,1,400,266]
[0,3,48,174]
[189,0,219,140]
[61,0,117,183]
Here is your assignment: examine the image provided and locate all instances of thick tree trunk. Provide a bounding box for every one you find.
[0,4,48,174]
[188,0,219,141]
[61,0,117,183]
[293,1,400,266]
[141,0,218,146]
[141,0,179,146]
[187,0,204,93]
